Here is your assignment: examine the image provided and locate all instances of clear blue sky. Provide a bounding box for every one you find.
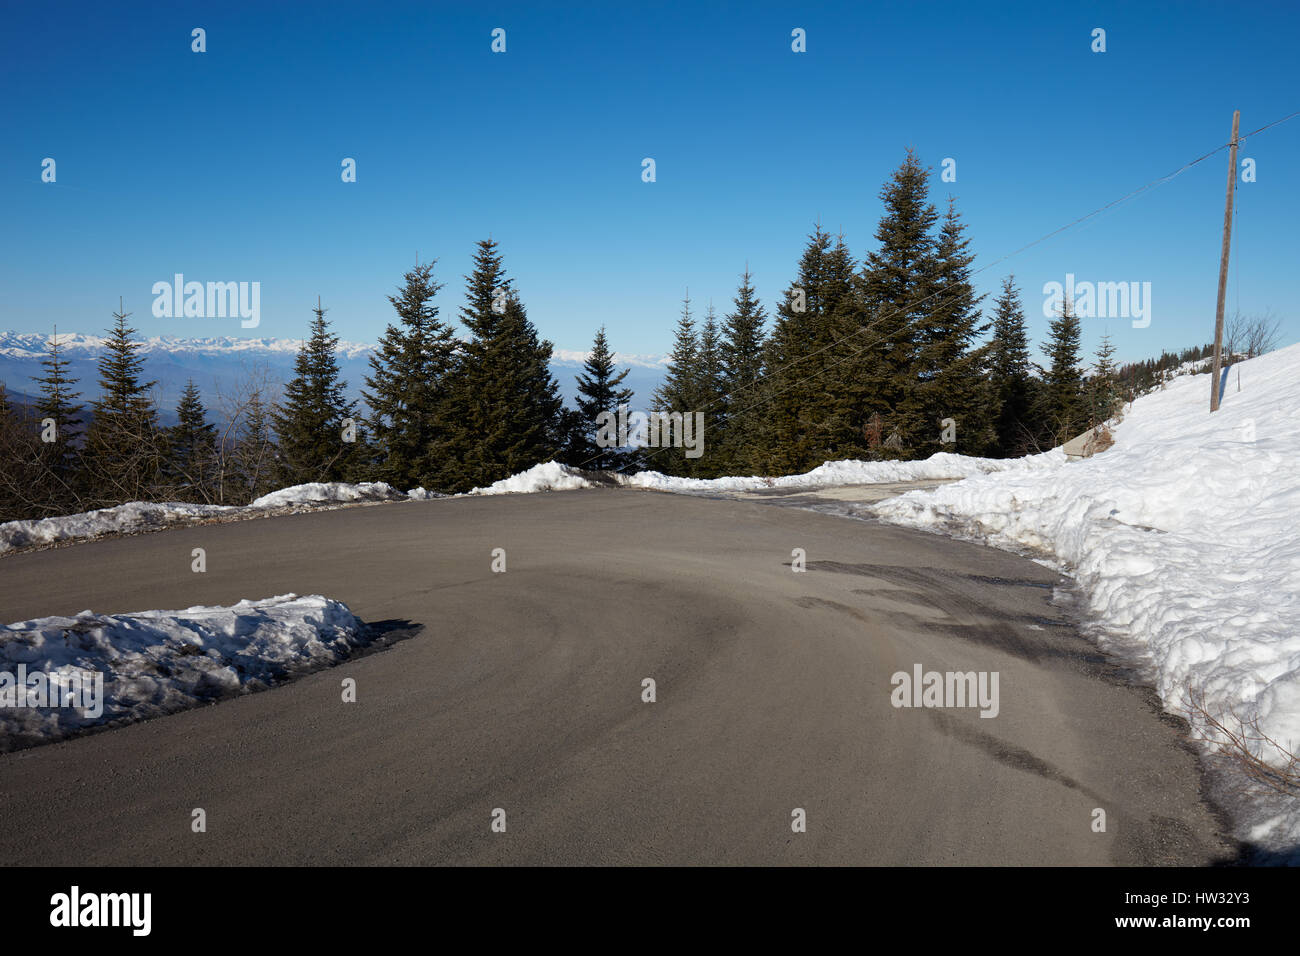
[3,0,1297,364]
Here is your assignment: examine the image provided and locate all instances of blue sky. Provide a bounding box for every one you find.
[3,0,1297,364]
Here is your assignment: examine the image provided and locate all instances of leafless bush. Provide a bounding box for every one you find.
[1183,686,1300,798]
[210,362,282,505]
[1224,310,1283,361]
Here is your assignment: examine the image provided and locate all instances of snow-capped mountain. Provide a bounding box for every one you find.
[0,331,666,416]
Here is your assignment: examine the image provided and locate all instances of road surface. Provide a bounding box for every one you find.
[0,489,1233,864]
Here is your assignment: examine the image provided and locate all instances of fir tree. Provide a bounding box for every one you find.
[1087,333,1123,427]
[987,276,1035,456]
[570,325,633,471]
[718,268,768,474]
[1038,297,1085,442]
[693,302,727,476]
[167,380,217,501]
[84,302,162,505]
[272,299,361,486]
[762,226,850,473]
[363,261,456,489]
[855,149,939,456]
[651,292,703,476]
[31,326,84,502]
[433,239,566,492]
[913,199,992,456]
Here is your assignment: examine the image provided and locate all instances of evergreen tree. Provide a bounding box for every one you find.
[854,149,939,456]
[913,199,992,456]
[31,326,84,505]
[987,276,1035,456]
[363,261,456,489]
[433,239,567,492]
[693,302,727,476]
[167,380,217,501]
[84,302,162,505]
[718,268,768,474]
[570,325,633,471]
[762,226,854,473]
[1086,333,1123,427]
[650,293,703,476]
[272,299,361,486]
[1038,297,1085,442]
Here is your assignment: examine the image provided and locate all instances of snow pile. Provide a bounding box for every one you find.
[249,481,404,509]
[873,344,1300,848]
[405,487,445,500]
[0,501,237,554]
[468,461,595,495]
[0,594,364,751]
[621,451,1051,494]
[0,482,419,556]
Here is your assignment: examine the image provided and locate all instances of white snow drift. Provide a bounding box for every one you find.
[248,481,404,509]
[467,461,596,495]
[0,482,406,556]
[0,501,236,554]
[620,451,1052,494]
[0,594,363,750]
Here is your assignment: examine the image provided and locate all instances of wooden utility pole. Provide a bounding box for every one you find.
[1210,109,1240,412]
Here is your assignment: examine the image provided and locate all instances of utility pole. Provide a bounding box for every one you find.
[1210,109,1240,412]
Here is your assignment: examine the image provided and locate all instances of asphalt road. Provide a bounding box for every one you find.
[0,489,1233,865]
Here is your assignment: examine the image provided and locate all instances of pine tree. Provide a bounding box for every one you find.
[363,261,456,489]
[693,303,727,476]
[1087,333,1122,427]
[855,150,939,457]
[271,299,361,486]
[913,199,992,456]
[1038,297,1085,443]
[570,325,633,471]
[31,326,84,505]
[651,292,702,476]
[762,226,849,473]
[718,268,768,474]
[987,276,1035,456]
[167,379,217,501]
[433,239,566,492]
[84,302,162,505]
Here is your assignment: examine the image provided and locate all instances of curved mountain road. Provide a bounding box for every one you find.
[0,489,1232,865]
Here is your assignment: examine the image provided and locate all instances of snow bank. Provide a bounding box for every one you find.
[468,462,595,495]
[0,501,237,554]
[0,594,364,751]
[873,344,1300,849]
[620,451,1050,494]
[249,481,404,509]
[0,482,411,556]
[405,487,445,500]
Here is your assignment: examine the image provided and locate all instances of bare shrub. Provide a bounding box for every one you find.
[1183,686,1300,798]
[1224,310,1283,361]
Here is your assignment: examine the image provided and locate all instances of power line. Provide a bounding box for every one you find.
[577,109,1300,473]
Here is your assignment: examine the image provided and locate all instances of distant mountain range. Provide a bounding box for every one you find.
[0,331,667,424]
